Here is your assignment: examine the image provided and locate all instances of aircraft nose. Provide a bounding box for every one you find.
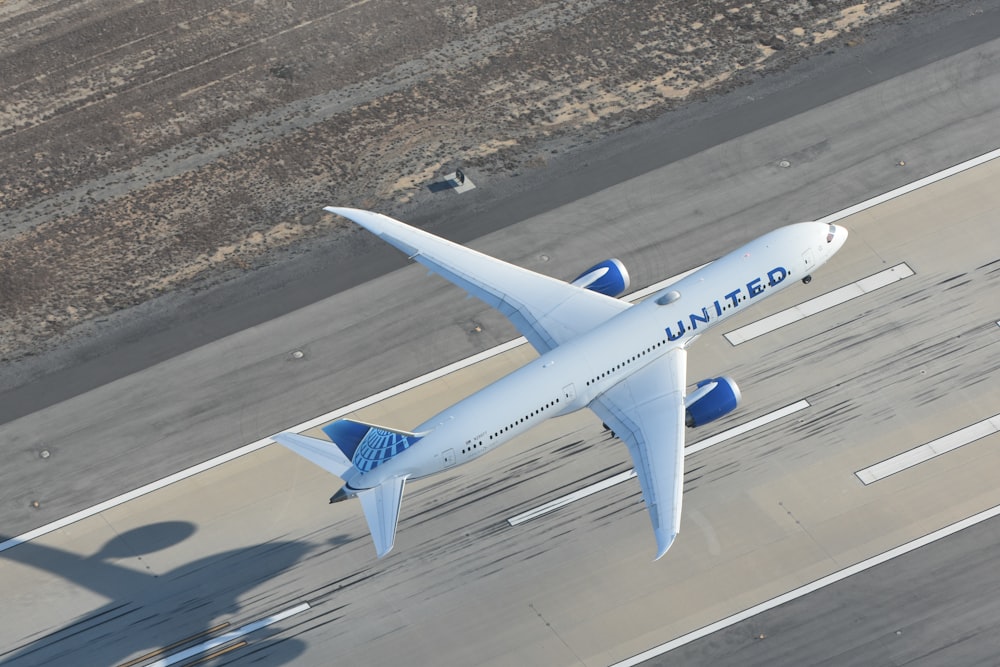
[824,223,848,250]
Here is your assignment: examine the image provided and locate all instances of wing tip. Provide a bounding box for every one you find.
[323,206,405,239]
[323,205,365,221]
[653,528,677,561]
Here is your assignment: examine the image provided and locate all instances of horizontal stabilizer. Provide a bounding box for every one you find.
[273,432,353,478]
[358,476,408,558]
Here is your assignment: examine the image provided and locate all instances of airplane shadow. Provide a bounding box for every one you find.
[0,522,314,667]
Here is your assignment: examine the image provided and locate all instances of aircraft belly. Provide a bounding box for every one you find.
[276,212,847,559]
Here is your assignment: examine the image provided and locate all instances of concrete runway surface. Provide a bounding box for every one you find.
[3,21,1000,667]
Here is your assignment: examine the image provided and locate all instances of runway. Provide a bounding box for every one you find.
[3,154,1000,666]
[639,510,1000,666]
[4,24,1000,667]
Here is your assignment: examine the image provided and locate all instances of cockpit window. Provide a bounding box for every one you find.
[826,224,836,244]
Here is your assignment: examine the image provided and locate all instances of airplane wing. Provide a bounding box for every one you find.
[325,207,630,353]
[357,475,408,558]
[589,347,687,560]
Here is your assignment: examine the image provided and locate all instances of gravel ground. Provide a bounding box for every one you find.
[0,0,950,364]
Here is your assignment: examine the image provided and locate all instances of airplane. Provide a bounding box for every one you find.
[275,207,848,560]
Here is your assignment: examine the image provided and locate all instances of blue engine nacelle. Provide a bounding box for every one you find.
[570,258,630,297]
[685,377,741,427]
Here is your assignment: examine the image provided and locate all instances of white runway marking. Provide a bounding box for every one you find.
[507,400,810,526]
[4,149,999,555]
[609,502,1000,667]
[148,601,310,667]
[507,470,637,527]
[855,413,1000,485]
[724,263,914,345]
[686,399,811,456]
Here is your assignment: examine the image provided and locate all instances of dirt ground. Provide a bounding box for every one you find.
[0,0,939,361]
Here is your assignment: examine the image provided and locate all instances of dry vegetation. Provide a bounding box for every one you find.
[0,0,927,359]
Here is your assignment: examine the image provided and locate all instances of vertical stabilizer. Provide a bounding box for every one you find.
[274,419,424,479]
[357,476,408,558]
[322,419,423,472]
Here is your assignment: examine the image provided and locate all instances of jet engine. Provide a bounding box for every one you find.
[571,258,630,298]
[685,377,741,427]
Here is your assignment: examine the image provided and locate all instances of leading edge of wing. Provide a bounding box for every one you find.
[590,347,687,560]
[324,206,629,352]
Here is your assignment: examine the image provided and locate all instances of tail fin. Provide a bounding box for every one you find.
[275,419,421,559]
[321,419,423,473]
[358,476,408,557]
[274,419,423,477]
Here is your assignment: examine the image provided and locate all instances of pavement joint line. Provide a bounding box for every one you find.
[147,601,310,667]
[855,413,1000,485]
[724,263,914,345]
[608,502,1000,667]
[506,399,810,526]
[3,149,998,554]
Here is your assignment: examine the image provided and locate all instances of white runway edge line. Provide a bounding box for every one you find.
[0,337,525,554]
[814,147,1000,224]
[855,413,1000,485]
[148,601,311,667]
[3,148,999,556]
[609,502,1000,667]
[724,263,914,345]
[507,400,810,526]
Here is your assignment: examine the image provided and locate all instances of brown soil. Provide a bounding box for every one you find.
[0,0,924,359]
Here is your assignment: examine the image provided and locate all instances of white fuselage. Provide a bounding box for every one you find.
[339,222,846,493]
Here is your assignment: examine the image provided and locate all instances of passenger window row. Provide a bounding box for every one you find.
[463,396,564,454]
[585,338,668,387]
